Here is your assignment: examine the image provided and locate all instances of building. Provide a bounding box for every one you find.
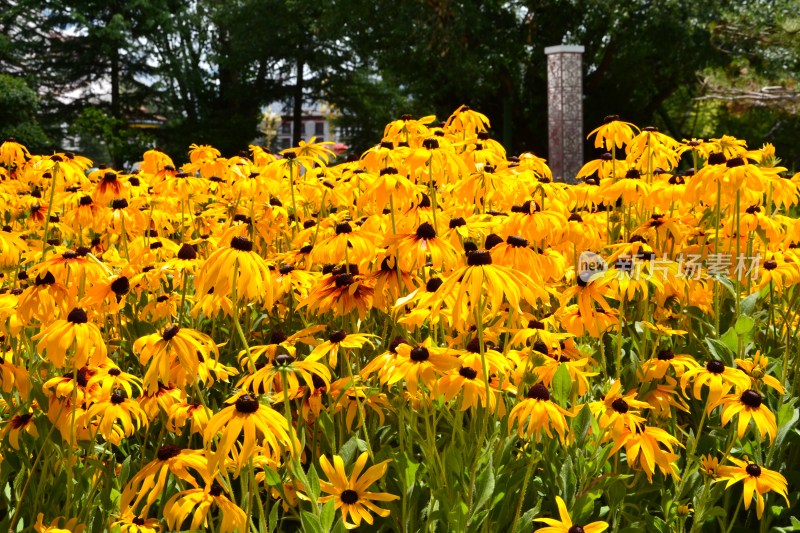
[264,102,347,153]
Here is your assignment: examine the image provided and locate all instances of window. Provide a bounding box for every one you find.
[281,122,291,135]
[314,121,325,137]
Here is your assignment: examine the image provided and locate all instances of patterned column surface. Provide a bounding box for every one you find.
[545,45,584,183]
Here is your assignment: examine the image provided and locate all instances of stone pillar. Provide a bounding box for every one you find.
[545,45,584,182]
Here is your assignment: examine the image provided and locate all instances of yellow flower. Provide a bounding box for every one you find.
[204,393,298,469]
[121,446,210,513]
[535,496,608,533]
[508,384,572,443]
[587,115,639,150]
[163,483,247,533]
[133,325,219,394]
[85,391,149,444]
[34,308,107,369]
[714,389,777,443]
[680,360,751,408]
[735,351,784,394]
[716,457,789,519]
[319,451,399,529]
[195,235,274,305]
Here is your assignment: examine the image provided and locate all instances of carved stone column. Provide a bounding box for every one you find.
[545,45,584,182]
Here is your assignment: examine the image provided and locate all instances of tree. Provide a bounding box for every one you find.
[0,74,50,150]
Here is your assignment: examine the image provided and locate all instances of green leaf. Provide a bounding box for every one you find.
[740,292,759,316]
[572,404,593,448]
[734,315,755,335]
[559,455,576,502]
[307,464,321,501]
[705,338,734,366]
[552,364,572,405]
[268,501,279,533]
[320,499,336,532]
[263,467,282,486]
[472,458,495,517]
[301,511,323,533]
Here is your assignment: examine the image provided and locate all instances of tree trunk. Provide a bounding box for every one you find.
[292,59,304,146]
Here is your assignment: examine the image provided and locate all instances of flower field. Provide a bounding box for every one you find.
[0,106,799,532]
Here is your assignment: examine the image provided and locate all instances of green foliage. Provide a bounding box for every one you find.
[0,74,50,150]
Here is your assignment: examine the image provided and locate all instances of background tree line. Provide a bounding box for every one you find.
[1,0,798,169]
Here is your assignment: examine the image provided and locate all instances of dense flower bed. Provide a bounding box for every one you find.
[0,106,798,532]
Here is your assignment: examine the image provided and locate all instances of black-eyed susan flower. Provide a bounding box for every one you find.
[587,115,639,151]
[716,457,789,519]
[319,451,399,529]
[508,383,571,443]
[735,351,784,393]
[308,330,377,369]
[387,338,460,394]
[611,422,682,482]
[534,495,608,533]
[133,325,218,394]
[195,234,274,305]
[86,391,148,444]
[714,389,777,443]
[639,348,699,381]
[34,308,107,369]
[1,408,38,450]
[121,445,210,513]
[680,360,751,408]
[163,483,247,533]
[204,392,298,468]
[166,402,212,436]
[589,380,650,433]
[110,510,162,533]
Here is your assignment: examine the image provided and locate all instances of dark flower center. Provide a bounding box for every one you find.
[416,222,436,240]
[625,169,641,180]
[527,383,550,401]
[420,278,440,293]
[459,366,478,380]
[35,272,56,286]
[340,489,359,504]
[745,205,761,214]
[568,213,584,222]
[335,222,352,234]
[707,152,727,165]
[67,308,88,324]
[484,234,503,249]
[335,274,354,287]
[506,235,528,248]
[209,483,224,496]
[410,347,430,362]
[163,326,180,341]
[108,368,121,376]
[111,276,130,296]
[110,392,126,404]
[467,250,492,266]
[157,444,181,461]
[740,390,762,408]
[389,336,408,353]
[230,236,253,252]
[568,527,586,533]
[764,260,777,270]
[380,166,398,175]
[329,330,347,343]
[235,395,260,413]
[79,196,93,206]
[274,354,294,366]
[706,360,725,374]
[422,138,439,150]
[657,349,674,361]
[111,198,128,209]
[726,157,745,168]
[132,517,146,526]
[611,398,629,413]
[449,217,466,229]
[528,319,545,330]
[177,243,197,260]
[745,464,762,477]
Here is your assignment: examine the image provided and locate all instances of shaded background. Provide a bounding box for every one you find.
[1,0,798,169]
